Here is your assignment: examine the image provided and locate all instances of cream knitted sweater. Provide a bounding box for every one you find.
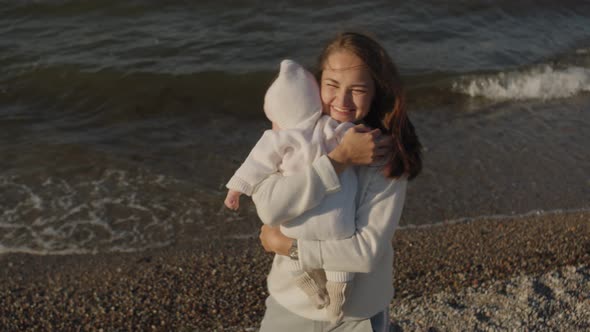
[252,155,407,321]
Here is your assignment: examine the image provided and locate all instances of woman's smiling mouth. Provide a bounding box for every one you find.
[332,105,355,114]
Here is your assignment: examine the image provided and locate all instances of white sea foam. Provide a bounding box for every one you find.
[3,170,586,255]
[452,65,590,101]
[0,170,188,255]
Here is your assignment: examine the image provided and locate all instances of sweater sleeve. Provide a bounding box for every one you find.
[251,154,342,227]
[298,169,407,273]
[226,130,289,196]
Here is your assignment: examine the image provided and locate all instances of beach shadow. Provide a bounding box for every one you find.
[532,280,554,301]
[390,322,403,332]
[390,323,441,332]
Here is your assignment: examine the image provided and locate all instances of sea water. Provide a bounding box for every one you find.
[1,1,589,254]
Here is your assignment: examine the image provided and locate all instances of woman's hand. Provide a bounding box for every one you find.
[328,124,393,173]
[259,225,293,256]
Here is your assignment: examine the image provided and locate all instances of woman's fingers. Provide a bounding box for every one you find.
[376,137,392,155]
[369,134,390,157]
[337,126,394,165]
[353,124,372,133]
[368,128,381,139]
[370,135,393,166]
[259,225,292,255]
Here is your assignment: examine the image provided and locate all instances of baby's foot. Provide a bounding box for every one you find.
[295,272,329,309]
[325,281,348,324]
[224,190,241,210]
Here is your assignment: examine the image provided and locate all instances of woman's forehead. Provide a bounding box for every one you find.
[324,50,366,71]
[322,54,372,84]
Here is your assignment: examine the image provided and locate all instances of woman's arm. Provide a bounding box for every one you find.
[329,125,387,174]
[298,170,407,273]
[259,168,407,273]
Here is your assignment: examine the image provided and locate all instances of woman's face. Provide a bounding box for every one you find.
[320,50,375,123]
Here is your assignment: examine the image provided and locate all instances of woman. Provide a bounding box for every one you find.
[254,32,422,331]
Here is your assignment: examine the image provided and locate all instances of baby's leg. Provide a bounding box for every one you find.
[224,190,241,210]
[286,260,329,309]
[325,271,354,324]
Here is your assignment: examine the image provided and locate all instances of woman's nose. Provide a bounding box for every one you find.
[335,89,354,109]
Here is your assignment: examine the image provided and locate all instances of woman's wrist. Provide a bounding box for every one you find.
[287,239,298,260]
[273,236,290,256]
[327,146,350,174]
[260,225,295,256]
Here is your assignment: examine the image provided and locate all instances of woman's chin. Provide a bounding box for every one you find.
[331,112,355,123]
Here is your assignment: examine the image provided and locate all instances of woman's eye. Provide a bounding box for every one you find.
[352,89,367,94]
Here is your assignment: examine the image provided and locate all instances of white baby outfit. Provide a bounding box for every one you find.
[226,60,357,283]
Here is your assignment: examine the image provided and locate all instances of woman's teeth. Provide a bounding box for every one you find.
[333,106,353,113]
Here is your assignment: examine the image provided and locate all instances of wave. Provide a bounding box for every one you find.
[2,55,590,125]
[452,65,590,101]
[0,65,275,122]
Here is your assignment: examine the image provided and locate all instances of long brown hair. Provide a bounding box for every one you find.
[316,32,422,180]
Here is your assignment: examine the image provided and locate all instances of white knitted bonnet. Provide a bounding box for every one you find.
[263,59,322,129]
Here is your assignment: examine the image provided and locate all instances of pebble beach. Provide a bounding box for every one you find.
[1,210,588,331]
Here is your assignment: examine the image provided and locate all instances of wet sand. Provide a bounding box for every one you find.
[1,211,588,331]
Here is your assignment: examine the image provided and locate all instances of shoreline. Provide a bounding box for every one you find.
[1,211,589,331]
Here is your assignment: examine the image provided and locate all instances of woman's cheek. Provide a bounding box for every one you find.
[321,87,333,103]
[320,91,334,114]
[358,94,373,118]
[351,101,366,121]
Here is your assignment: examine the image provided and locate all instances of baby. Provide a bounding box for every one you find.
[224,59,357,323]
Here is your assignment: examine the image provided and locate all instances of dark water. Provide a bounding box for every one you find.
[1,1,589,254]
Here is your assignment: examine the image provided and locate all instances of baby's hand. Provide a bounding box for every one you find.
[224,190,241,210]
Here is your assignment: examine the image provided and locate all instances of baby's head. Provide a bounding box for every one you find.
[264,59,322,130]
